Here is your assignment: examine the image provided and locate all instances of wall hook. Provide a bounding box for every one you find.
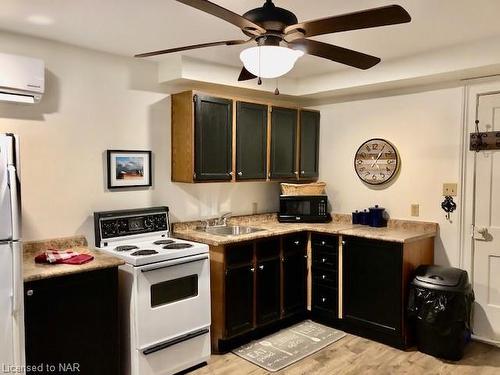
[441,195,457,220]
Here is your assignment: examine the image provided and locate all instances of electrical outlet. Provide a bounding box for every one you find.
[443,183,458,196]
[411,204,419,217]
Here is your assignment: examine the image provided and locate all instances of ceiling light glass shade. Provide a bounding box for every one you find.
[240,46,304,79]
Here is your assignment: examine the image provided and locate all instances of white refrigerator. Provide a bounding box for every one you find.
[0,133,25,372]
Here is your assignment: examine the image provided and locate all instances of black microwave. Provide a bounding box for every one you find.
[278,195,331,223]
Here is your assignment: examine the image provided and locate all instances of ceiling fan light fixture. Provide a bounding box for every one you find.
[239,46,304,79]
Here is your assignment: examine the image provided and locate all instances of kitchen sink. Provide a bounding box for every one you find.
[196,225,265,237]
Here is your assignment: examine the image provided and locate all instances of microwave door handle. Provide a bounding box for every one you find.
[141,253,209,273]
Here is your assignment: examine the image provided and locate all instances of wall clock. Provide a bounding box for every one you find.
[354,138,400,185]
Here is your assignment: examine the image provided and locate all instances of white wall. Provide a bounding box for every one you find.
[314,87,464,267]
[0,31,279,242]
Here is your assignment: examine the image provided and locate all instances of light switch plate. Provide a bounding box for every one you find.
[411,204,419,217]
[443,183,458,196]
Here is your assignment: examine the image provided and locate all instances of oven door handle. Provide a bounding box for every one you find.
[140,253,209,273]
[142,327,210,355]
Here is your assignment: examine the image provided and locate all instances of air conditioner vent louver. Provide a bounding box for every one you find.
[0,53,44,104]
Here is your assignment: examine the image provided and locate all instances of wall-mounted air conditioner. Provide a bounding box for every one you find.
[0,52,45,104]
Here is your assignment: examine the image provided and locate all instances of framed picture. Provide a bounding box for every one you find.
[107,150,152,189]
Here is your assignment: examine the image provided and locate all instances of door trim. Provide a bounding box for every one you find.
[461,77,500,345]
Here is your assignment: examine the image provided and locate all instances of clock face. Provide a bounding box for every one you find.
[354,138,399,185]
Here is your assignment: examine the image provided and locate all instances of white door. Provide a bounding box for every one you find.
[473,93,500,343]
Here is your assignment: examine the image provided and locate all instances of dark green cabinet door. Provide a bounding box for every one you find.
[343,237,403,336]
[225,264,254,337]
[270,107,298,179]
[256,258,281,326]
[300,110,320,179]
[236,102,268,180]
[194,95,233,181]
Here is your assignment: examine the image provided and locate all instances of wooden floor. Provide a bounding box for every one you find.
[189,334,500,375]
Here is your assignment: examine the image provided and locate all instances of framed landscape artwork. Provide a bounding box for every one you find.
[107,150,152,189]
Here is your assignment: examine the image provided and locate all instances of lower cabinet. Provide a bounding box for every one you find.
[311,234,339,323]
[211,234,307,353]
[225,263,254,337]
[24,268,119,375]
[342,236,434,348]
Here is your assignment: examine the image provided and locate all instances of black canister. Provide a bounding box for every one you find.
[352,210,361,224]
[360,209,371,225]
[369,205,387,227]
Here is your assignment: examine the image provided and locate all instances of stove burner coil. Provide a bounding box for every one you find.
[163,243,193,250]
[114,245,139,252]
[131,250,159,256]
[153,239,175,245]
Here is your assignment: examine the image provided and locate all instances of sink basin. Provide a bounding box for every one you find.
[197,225,265,237]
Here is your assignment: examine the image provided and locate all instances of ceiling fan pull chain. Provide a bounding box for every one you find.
[258,44,262,85]
[274,78,280,95]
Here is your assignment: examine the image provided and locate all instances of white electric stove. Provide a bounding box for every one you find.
[94,207,210,375]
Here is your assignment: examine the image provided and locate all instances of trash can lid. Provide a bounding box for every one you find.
[414,265,466,287]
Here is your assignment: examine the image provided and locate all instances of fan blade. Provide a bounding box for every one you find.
[285,5,411,38]
[135,39,250,58]
[238,67,257,81]
[289,39,380,70]
[176,0,265,35]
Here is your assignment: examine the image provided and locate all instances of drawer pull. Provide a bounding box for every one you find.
[259,265,264,270]
[294,240,300,245]
[321,297,326,303]
[321,241,326,245]
[322,274,326,280]
[321,258,326,263]
[250,267,255,273]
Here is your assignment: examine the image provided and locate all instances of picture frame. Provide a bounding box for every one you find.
[107,150,152,189]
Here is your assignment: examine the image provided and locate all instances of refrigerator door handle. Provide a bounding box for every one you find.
[7,165,20,240]
[11,241,22,315]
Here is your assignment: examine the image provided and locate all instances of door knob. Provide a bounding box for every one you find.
[477,227,488,236]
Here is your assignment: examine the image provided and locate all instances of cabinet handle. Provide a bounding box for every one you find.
[294,240,300,245]
[321,297,326,303]
[294,171,299,175]
[321,241,326,245]
[304,254,308,259]
[26,289,34,297]
[259,265,264,270]
[321,258,327,263]
[229,171,234,176]
[301,170,305,174]
[322,274,326,280]
[342,241,346,246]
[238,171,243,176]
[250,267,255,272]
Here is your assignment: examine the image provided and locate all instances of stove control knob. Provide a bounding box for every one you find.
[144,217,154,229]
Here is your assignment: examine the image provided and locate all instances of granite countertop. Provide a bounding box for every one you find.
[23,235,124,282]
[172,213,438,246]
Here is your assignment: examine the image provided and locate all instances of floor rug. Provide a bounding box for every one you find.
[232,320,346,372]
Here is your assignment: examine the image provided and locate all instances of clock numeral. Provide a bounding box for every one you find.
[372,175,377,180]
[386,167,391,172]
[364,172,370,176]
[372,143,379,150]
[360,152,367,159]
[387,159,394,164]
[380,173,386,179]
[365,145,371,152]
[356,159,363,165]
[359,167,365,172]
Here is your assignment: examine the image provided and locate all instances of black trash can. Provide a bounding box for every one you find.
[408,265,474,361]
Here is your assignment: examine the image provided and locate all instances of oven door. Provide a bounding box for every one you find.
[134,253,210,351]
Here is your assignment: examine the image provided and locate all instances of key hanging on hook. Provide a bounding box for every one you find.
[441,195,457,220]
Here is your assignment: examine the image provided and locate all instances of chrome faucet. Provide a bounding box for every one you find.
[215,212,232,226]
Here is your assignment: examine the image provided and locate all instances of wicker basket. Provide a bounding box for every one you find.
[281,182,326,196]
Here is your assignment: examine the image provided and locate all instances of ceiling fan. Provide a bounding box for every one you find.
[135,0,411,81]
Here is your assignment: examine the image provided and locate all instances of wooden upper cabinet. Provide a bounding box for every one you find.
[236,102,268,180]
[194,95,233,181]
[171,90,319,183]
[299,110,320,179]
[270,107,298,180]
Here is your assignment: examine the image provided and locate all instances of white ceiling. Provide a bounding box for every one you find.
[1,0,500,78]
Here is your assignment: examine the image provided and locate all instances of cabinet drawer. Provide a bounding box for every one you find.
[311,234,338,249]
[312,285,338,316]
[312,268,338,287]
[283,233,307,253]
[225,242,253,266]
[312,249,337,269]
